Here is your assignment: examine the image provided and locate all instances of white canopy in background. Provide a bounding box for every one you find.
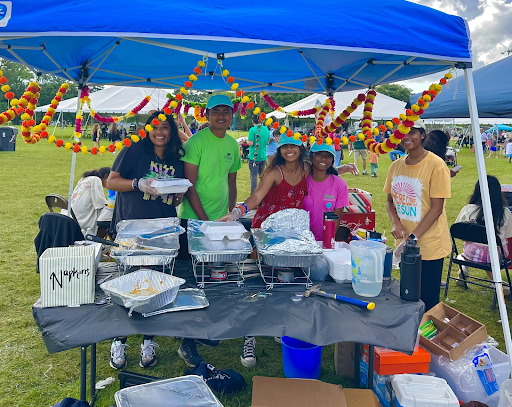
[269,90,406,120]
[35,86,173,114]
[423,118,512,125]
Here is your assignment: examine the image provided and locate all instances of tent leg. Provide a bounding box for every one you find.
[67,96,82,213]
[464,67,512,372]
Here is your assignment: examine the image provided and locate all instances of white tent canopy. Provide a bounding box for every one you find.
[269,90,406,120]
[35,86,173,114]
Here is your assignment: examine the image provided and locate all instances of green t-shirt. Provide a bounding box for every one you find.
[178,128,242,220]
[248,124,270,161]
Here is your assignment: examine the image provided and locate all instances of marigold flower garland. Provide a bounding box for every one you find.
[365,72,453,155]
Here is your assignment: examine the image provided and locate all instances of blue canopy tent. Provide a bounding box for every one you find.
[411,55,512,118]
[1,1,510,402]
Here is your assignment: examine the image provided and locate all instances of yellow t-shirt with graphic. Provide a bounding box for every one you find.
[383,152,451,260]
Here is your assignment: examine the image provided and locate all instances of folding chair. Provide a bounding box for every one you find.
[444,222,512,310]
[45,193,78,223]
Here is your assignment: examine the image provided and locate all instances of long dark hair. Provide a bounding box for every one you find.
[262,144,306,178]
[82,167,111,179]
[423,130,449,160]
[468,175,508,229]
[142,111,185,162]
[310,151,338,175]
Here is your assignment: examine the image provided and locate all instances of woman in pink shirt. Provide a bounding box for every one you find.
[304,143,349,240]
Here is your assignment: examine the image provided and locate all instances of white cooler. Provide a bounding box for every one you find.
[39,244,101,307]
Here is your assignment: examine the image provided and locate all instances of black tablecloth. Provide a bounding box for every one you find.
[33,261,424,354]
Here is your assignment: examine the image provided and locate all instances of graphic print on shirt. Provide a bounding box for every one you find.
[71,179,91,203]
[324,194,335,211]
[144,161,175,204]
[391,175,423,222]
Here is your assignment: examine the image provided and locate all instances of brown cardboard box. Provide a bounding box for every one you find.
[251,376,380,407]
[334,342,356,378]
[419,302,487,360]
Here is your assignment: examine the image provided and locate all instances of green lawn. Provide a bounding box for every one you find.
[1,126,512,406]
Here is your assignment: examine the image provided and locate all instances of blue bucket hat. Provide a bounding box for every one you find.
[277,134,303,148]
[206,94,233,109]
[310,142,336,158]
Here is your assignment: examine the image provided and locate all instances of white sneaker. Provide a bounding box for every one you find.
[140,339,159,368]
[241,336,256,368]
[110,340,129,369]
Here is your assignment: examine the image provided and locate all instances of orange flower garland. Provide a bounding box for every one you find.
[365,72,453,155]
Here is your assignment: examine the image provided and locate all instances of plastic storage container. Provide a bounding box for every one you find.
[392,374,459,407]
[350,240,386,297]
[200,221,246,241]
[281,336,322,380]
[151,178,192,194]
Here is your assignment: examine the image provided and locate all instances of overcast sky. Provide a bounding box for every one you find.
[399,0,512,92]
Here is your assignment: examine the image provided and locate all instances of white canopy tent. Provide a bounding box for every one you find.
[269,90,406,120]
[35,86,173,113]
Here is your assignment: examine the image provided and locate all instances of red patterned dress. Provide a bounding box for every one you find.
[252,165,308,228]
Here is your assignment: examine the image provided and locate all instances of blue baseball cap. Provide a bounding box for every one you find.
[277,134,303,148]
[206,94,233,109]
[310,142,335,157]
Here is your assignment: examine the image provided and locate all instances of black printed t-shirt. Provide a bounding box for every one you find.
[112,142,184,222]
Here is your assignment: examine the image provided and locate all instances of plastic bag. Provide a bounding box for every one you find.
[305,255,330,281]
[498,379,512,407]
[393,240,405,268]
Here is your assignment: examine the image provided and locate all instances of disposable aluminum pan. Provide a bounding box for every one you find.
[188,219,252,263]
[115,375,222,407]
[142,289,209,317]
[260,253,319,268]
[111,251,177,267]
[100,269,185,316]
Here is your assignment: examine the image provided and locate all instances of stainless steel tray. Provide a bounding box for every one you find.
[142,288,209,317]
[111,252,177,267]
[260,253,319,268]
[100,269,185,316]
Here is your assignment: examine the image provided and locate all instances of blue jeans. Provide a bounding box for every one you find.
[249,160,266,193]
[334,149,342,167]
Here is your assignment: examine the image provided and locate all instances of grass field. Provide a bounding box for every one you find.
[2,126,512,406]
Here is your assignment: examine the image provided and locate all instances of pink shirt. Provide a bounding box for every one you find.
[303,174,349,241]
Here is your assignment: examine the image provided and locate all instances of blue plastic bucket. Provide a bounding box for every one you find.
[281,336,322,379]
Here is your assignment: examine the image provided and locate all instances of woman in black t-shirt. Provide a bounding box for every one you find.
[106,111,185,370]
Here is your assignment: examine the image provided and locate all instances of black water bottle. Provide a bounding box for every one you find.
[400,235,422,301]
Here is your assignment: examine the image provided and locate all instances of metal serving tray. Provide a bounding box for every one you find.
[100,269,185,316]
[260,253,318,268]
[142,288,209,317]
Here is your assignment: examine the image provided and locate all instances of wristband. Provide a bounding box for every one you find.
[236,203,248,216]
[132,178,139,191]
[241,202,248,215]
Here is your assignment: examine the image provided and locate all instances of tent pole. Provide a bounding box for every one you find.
[464,67,512,371]
[67,96,81,214]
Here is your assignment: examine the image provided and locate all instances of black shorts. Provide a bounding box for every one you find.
[92,133,100,142]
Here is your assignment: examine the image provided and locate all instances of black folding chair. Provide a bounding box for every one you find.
[445,222,512,310]
[45,193,78,223]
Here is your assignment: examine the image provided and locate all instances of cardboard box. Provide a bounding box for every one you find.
[251,376,380,407]
[373,346,430,375]
[419,302,487,360]
[340,211,376,232]
[334,342,356,378]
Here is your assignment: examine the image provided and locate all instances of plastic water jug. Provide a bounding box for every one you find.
[350,240,386,297]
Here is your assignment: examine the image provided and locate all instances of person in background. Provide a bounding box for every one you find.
[189,120,198,135]
[119,125,127,140]
[384,119,451,311]
[479,128,487,154]
[175,115,193,143]
[389,143,406,161]
[486,131,493,155]
[352,130,368,175]
[247,114,270,193]
[266,129,279,165]
[100,122,108,140]
[177,94,241,368]
[487,134,498,159]
[71,167,110,237]
[303,143,349,241]
[369,150,379,177]
[109,123,121,144]
[423,129,460,178]
[107,111,185,370]
[333,127,343,167]
[505,136,512,163]
[455,176,512,294]
[91,123,101,149]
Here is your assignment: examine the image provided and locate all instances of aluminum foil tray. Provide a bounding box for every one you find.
[100,269,185,316]
[116,217,181,238]
[188,219,252,259]
[142,288,209,317]
[111,252,177,267]
[260,253,319,268]
[252,228,322,255]
[115,375,222,407]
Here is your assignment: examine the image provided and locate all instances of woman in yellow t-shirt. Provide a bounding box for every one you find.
[384,119,451,311]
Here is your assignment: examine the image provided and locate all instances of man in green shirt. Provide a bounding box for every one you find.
[353,129,368,175]
[247,114,270,193]
[177,94,241,368]
[178,94,241,221]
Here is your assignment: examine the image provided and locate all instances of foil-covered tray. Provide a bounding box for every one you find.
[142,288,209,317]
[115,375,223,407]
[260,208,310,232]
[252,228,323,255]
[188,219,252,262]
[100,269,185,316]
